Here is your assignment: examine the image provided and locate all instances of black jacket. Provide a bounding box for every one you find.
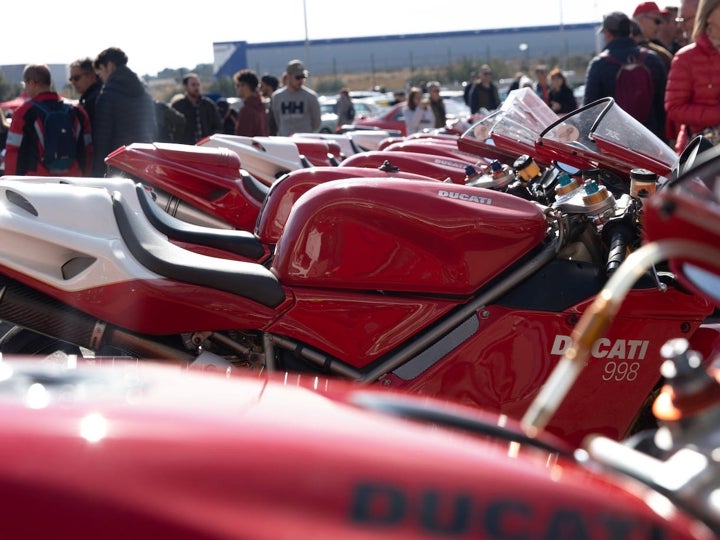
[171,96,222,144]
[93,65,156,176]
[80,81,102,128]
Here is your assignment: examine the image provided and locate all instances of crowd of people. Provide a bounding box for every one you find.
[1,0,717,178]
[1,53,321,177]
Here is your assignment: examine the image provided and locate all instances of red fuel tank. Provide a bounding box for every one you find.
[256,166,437,245]
[272,178,548,295]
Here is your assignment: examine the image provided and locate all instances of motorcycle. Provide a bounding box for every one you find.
[4,143,720,537]
[0,97,711,448]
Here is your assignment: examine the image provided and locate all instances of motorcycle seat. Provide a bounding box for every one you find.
[134,184,266,260]
[240,170,270,204]
[111,190,285,308]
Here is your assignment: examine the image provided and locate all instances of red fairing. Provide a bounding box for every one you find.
[383,285,711,445]
[0,362,708,539]
[267,288,457,366]
[256,166,437,245]
[105,142,262,231]
[340,150,477,183]
[272,178,547,295]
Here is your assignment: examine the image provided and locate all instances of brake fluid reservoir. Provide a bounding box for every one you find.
[630,168,658,198]
[513,154,541,182]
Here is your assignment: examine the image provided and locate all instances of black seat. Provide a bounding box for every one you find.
[112,190,285,308]
[134,183,266,260]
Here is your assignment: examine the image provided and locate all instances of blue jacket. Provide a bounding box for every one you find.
[583,37,667,139]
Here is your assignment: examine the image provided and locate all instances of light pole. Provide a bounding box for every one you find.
[519,43,529,71]
[303,0,311,80]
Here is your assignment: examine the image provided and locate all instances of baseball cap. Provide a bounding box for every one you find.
[599,11,631,34]
[286,59,308,78]
[633,1,661,17]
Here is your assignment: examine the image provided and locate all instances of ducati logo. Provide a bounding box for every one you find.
[438,190,492,205]
[551,334,649,360]
[432,158,470,169]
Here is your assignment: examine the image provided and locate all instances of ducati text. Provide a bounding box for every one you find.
[438,190,492,205]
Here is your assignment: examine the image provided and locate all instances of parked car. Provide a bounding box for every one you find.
[354,91,471,136]
[319,96,382,133]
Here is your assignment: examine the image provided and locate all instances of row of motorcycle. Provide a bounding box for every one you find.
[2,87,720,537]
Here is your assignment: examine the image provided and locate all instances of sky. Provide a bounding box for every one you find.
[1,1,676,77]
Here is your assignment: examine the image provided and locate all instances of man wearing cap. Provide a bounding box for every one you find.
[269,59,321,136]
[633,2,674,70]
[583,11,667,139]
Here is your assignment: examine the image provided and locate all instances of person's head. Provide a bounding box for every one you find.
[693,0,720,41]
[339,87,350,98]
[658,6,679,45]
[260,74,279,98]
[216,98,230,118]
[630,19,644,42]
[548,67,566,90]
[680,0,700,41]
[534,64,548,84]
[393,90,406,102]
[285,59,308,90]
[600,11,632,40]
[22,64,52,98]
[479,64,493,84]
[427,81,442,102]
[233,69,259,99]
[69,57,99,94]
[93,47,128,83]
[406,86,423,110]
[182,73,202,99]
[633,1,663,40]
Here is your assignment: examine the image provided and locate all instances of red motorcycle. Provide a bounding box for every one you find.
[0,97,710,448]
[5,148,720,535]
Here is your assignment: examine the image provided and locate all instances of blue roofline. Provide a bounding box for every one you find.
[214,22,598,50]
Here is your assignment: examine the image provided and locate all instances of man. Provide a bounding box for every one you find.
[69,57,102,128]
[92,47,156,177]
[584,11,667,139]
[259,74,279,135]
[172,73,222,145]
[269,59,321,136]
[233,69,268,137]
[5,64,92,176]
[467,65,500,114]
[677,0,699,44]
[533,65,551,105]
[632,1,674,70]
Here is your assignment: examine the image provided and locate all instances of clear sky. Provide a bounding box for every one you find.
[1,1,676,77]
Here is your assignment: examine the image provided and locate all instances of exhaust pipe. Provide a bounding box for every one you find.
[0,276,193,361]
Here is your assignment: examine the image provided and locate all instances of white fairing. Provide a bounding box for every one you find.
[199,134,305,185]
[0,180,162,291]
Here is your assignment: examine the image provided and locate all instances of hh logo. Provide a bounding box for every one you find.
[281,102,305,115]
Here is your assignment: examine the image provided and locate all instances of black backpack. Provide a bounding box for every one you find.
[33,100,78,172]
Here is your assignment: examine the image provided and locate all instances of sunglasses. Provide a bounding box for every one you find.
[68,74,83,82]
[294,75,306,80]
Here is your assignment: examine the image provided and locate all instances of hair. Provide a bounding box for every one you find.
[23,64,51,86]
[406,86,422,111]
[548,67,566,84]
[261,74,279,91]
[233,69,259,89]
[694,0,720,40]
[70,57,95,74]
[94,47,128,69]
[182,72,200,86]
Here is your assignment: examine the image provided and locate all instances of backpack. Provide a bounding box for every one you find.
[601,49,654,124]
[32,100,78,172]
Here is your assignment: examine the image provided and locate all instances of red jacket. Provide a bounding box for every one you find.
[5,92,92,176]
[235,93,269,137]
[665,33,720,139]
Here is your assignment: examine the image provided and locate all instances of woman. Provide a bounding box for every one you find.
[665,0,720,151]
[547,67,577,115]
[403,86,434,135]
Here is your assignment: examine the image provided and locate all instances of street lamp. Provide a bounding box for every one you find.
[519,43,529,71]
